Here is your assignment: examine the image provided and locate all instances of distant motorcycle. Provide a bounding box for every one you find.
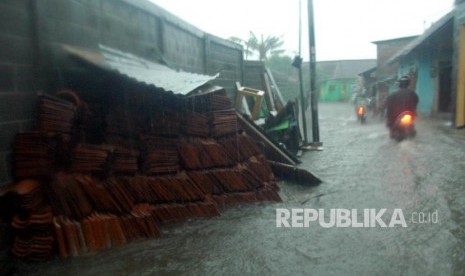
[389,111,416,141]
[356,104,366,124]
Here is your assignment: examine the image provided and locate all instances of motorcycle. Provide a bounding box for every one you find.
[389,111,416,141]
[356,104,366,124]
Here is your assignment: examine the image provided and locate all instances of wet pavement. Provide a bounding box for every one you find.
[16,102,465,275]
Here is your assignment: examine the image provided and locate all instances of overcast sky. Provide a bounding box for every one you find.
[150,0,454,61]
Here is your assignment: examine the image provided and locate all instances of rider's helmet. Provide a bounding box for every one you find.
[398,75,410,88]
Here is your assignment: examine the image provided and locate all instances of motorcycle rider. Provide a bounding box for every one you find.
[385,75,419,136]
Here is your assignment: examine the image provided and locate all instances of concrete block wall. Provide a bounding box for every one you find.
[0,0,245,187]
[375,37,417,82]
[206,36,243,97]
[243,60,265,90]
[0,0,37,186]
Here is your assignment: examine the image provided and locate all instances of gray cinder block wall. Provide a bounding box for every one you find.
[0,0,244,187]
[0,0,38,187]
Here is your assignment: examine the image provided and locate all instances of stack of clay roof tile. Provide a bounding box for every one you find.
[217,133,261,163]
[182,112,210,137]
[185,94,210,113]
[36,95,77,134]
[11,208,54,261]
[105,135,138,149]
[210,93,233,111]
[256,188,281,201]
[209,109,240,137]
[151,110,181,137]
[105,106,143,139]
[128,205,161,238]
[178,139,233,170]
[184,160,280,208]
[53,212,160,259]
[110,146,140,175]
[37,171,223,259]
[101,178,135,213]
[149,176,195,202]
[69,144,112,174]
[184,89,230,113]
[13,179,47,213]
[184,92,243,138]
[210,168,253,193]
[45,173,94,219]
[100,176,206,210]
[46,174,155,217]
[186,171,225,195]
[74,174,123,214]
[14,132,58,179]
[245,155,275,184]
[79,102,104,142]
[117,214,159,241]
[7,87,284,261]
[0,180,47,214]
[237,164,266,190]
[53,216,87,258]
[140,136,179,175]
[237,133,262,159]
[6,180,55,261]
[181,168,254,194]
[149,204,193,223]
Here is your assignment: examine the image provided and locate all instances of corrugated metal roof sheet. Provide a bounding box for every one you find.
[64,44,218,95]
[386,10,454,65]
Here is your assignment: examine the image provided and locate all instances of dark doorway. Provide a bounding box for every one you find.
[438,62,452,112]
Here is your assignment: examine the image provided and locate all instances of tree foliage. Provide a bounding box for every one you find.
[247,32,285,61]
[229,32,285,61]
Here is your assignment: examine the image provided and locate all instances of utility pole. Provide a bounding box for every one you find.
[293,0,308,146]
[306,0,323,150]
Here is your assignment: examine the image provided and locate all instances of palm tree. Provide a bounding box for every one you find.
[247,31,285,61]
[229,32,285,61]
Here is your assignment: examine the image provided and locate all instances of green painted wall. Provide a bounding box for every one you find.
[319,79,355,102]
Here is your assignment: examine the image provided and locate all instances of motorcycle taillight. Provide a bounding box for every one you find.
[400,114,413,126]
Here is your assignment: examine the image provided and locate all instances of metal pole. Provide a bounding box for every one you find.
[298,65,308,145]
[307,0,323,149]
[298,0,308,145]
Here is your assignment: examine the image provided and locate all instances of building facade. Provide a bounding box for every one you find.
[317,60,376,102]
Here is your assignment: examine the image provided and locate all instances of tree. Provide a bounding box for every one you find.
[247,32,285,61]
[229,32,285,61]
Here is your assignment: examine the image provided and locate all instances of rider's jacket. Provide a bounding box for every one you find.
[386,88,419,127]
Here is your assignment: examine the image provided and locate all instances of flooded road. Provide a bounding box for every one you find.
[17,103,465,275]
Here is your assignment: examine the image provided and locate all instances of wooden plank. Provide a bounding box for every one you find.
[265,67,285,111]
[236,112,299,165]
[235,82,265,120]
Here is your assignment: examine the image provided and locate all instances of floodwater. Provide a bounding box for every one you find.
[15,103,465,275]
